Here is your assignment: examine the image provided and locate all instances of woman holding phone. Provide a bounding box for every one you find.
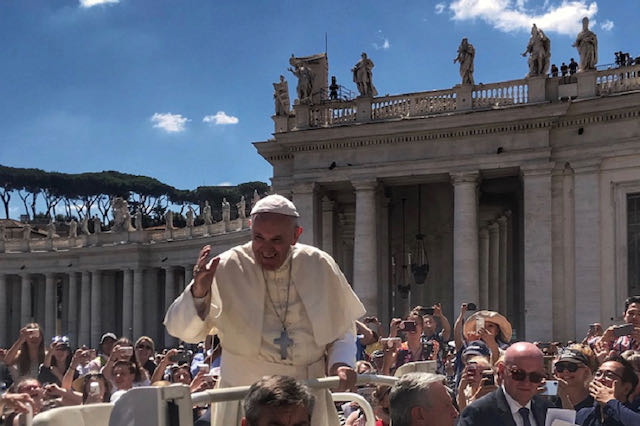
[382,309,439,375]
[101,337,149,389]
[3,323,45,381]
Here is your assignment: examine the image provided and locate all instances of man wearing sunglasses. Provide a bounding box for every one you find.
[576,356,640,425]
[458,342,553,426]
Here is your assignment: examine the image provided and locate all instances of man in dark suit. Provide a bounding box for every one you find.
[458,342,554,426]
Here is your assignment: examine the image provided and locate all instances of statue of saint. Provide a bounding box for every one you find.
[81,215,90,235]
[352,52,378,97]
[454,38,475,85]
[186,206,195,228]
[111,197,134,233]
[165,210,174,230]
[573,17,598,72]
[288,56,314,104]
[236,196,246,219]
[222,198,231,222]
[273,75,290,116]
[68,219,78,238]
[202,201,213,225]
[0,223,5,241]
[47,221,55,239]
[522,24,551,77]
[251,190,261,211]
[23,224,31,240]
[93,216,101,234]
[134,208,143,231]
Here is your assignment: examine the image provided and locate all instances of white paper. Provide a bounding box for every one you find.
[545,408,577,426]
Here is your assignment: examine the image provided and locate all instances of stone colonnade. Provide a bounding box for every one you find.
[294,166,551,340]
[0,265,195,350]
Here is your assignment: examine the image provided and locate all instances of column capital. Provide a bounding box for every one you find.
[292,182,317,194]
[496,216,508,226]
[488,222,499,233]
[351,178,378,191]
[520,163,554,177]
[450,171,479,185]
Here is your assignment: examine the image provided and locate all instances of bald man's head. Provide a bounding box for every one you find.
[504,342,543,364]
[500,342,545,406]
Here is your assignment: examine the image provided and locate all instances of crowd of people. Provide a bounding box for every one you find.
[2,297,640,424]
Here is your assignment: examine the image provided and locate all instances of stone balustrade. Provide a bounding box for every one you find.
[472,79,528,108]
[596,63,640,95]
[0,218,249,253]
[279,66,640,132]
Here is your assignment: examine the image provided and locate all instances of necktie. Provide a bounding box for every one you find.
[518,407,532,426]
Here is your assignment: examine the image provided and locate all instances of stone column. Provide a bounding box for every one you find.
[164,267,177,347]
[90,270,102,349]
[488,222,500,311]
[478,228,489,309]
[67,272,79,348]
[122,269,133,340]
[497,215,508,314]
[573,162,601,334]
[0,274,7,347]
[79,271,91,347]
[321,196,335,256]
[451,172,480,312]
[133,269,144,340]
[522,165,553,341]
[44,273,56,342]
[352,179,378,314]
[20,274,31,327]
[292,183,316,246]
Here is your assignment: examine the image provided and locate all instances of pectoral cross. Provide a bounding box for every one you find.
[274,328,293,360]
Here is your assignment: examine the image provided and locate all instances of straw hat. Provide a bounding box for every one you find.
[463,310,512,342]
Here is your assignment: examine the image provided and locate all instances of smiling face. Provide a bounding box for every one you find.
[500,343,545,406]
[251,213,301,271]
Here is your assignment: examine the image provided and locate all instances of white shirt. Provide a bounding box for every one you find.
[502,384,537,426]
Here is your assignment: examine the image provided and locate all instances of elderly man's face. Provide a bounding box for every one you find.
[251,213,301,271]
[246,403,310,426]
[424,381,458,426]
[501,353,545,406]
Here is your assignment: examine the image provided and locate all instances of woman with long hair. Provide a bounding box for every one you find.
[38,336,72,386]
[101,337,149,388]
[4,323,45,380]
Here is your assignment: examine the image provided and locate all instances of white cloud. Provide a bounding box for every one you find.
[79,0,119,8]
[448,0,598,35]
[217,182,233,186]
[203,111,239,125]
[600,19,613,31]
[150,113,189,133]
[435,3,446,14]
[373,38,391,50]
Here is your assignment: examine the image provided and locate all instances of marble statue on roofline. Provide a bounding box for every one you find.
[454,38,475,85]
[573,17,598,72]
[111,197,134,233]
[237,196,246,219]
[68,219,78,238]
[81,215,90,235]
[522,24,551,77]
[222,198,231,222]
[165,210,174,230]
[288,55,314,104]
[186,206,195,228]
[251,190,261,211]
[203,201,213,225]
[23,223,31,240]
[134,208,143,231]
[352,52,378,97]
[273,75,290,116]
[0,223,5,241]
[93,216,101,234]
[47,221,55,239]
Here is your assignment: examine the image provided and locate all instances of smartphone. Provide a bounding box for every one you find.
[614,324,634,337]
[380,337,402,349]
[364,317,378,323]
[420,307,435,316]
[401,320,417,332]
[466,303,477,311]
[89,381,101,397]
[121,346,134,357]
[476,317,485,331]
[197,363,210,374]
[540,380,559,396]
[481,370,495,386]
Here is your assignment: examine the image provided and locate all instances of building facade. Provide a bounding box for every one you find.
[256,61,640,341]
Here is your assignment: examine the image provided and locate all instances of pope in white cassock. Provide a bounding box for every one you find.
[164,194,366,425]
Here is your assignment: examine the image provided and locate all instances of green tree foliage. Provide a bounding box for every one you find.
[0,164,270,226]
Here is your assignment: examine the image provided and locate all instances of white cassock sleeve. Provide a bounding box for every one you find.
[326,324,357,370]
[163,281,218,343]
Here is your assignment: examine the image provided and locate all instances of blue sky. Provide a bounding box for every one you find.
[1,0,637,198]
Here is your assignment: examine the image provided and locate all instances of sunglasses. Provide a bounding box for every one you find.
[594,369,622,381]
[508,366,545,383]
[554,362,582,373]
